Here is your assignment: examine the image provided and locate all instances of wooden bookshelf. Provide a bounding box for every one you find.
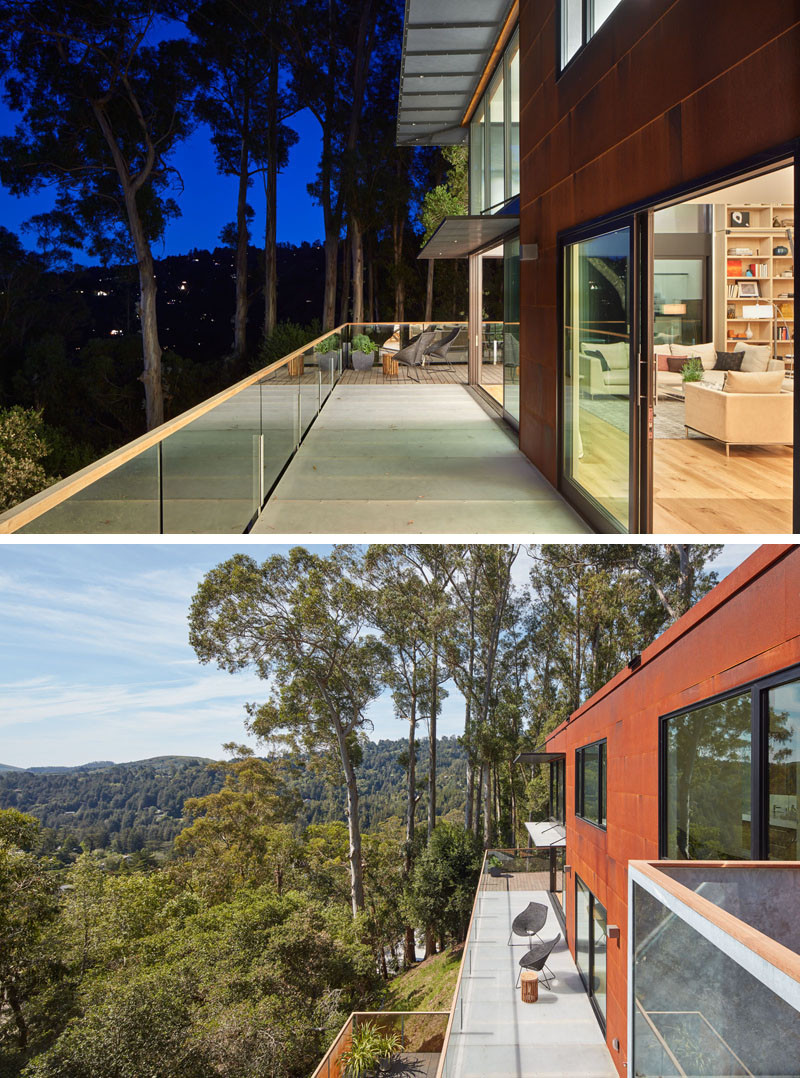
[719,202,794,368]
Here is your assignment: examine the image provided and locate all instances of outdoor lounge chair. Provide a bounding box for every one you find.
[394,329,438,381]
[515,933,561,990]
[422,326,460,371]
[507,900,548,946]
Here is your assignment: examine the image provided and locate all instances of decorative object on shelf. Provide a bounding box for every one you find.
[739,280,760,298]
[731,210,750,227]
[745,323,754,339]
[774,245,789,255]
[729,247,753,256]
[774,216,793,227]
[727,305,736,318]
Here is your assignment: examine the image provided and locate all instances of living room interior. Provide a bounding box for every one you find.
[650,165,795,533]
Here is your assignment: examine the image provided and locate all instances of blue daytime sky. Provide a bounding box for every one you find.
[0,542,761,769]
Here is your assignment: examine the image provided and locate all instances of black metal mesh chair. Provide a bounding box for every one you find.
[393,329,438,382]
[515,933,561,990]
[507,900,548,946]
[422,326,460,372]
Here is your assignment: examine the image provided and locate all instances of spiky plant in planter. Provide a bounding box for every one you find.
[340,1021,403,1078]
[681,356,704,383]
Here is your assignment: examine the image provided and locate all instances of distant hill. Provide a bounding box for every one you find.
[0,763,24,772]
[0,741,467,857]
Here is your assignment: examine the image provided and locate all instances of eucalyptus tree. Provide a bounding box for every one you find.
[188,548,387,916]
[364,546,441,965]
[290,0,380,329]
[188,0,298,356]
[0,1,196,430]
[442,545,520,846]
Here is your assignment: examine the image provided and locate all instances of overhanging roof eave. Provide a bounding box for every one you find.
[418,214,519,259]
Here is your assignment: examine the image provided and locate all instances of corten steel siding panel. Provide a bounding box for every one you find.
[516,0,800,483]
[546,545,800,1075]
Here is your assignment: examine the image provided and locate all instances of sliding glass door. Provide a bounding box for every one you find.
[562,224,635,531]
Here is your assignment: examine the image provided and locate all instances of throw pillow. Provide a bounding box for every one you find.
[723,370,785,394]
[714,351,744,371]
[670,341,716,370]
[584,348,610,372]
[737,343,771,373]
[666,356,695,373]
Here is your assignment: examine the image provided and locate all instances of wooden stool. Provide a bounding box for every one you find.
[520,970,539,1003]
[382,352,399,379]
[288,354,304,377]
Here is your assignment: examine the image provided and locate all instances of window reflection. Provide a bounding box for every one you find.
[768,682,800,860]
[665,693,752,860]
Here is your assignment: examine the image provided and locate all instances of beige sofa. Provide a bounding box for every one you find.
[656,342,785,398]
[579,341,631,396]
[684,377,793,456]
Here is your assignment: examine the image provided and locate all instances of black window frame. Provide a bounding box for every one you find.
[550,757,566,823]
[557,0,627,77]
[574,874,607,1032]
[659,659,800,861]
[575,738,607,830]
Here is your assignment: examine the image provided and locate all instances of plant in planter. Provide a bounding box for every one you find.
[681,356,704,383]
[351,333,379,371]
[340,1021,403,1078]
[487,854,504,877]
[315,334,341,373]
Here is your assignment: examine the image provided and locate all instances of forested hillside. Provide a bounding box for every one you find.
[0,739,467,858]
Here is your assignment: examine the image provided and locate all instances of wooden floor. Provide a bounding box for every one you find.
[481,870,552,892]
[653,438,793,533]
[260,362,505,389]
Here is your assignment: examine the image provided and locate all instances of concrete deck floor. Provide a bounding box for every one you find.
[442,888,615,1078]
[253,385,587,534]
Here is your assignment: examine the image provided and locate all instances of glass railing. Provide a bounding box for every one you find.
[310,1011,449,1078]
[0,320,498,534]
[631,860,800,1078]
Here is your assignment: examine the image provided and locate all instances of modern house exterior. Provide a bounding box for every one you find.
[527,543,800,1074]
[398,1,800,534]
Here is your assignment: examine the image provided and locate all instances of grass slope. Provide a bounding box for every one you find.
[383,946,463,1013]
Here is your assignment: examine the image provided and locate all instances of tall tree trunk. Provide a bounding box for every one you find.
[262,47,278,341]
[509,759,517,846]
[323,231,338,330]
[333,719,364,915]
[464,754,474,832]
[351,215,364,323]
[234,103,250,360]
[137,249,164,429]
[393,204,405,321]
[474,767,483,839]
[428,645,438,838]
[403,701,417,969]
[7,983,27,1050]
[91,97,163,430]
[366,245,375,323]
[483,763,492,848]
[425,259,434,322]
[339,231,351,324]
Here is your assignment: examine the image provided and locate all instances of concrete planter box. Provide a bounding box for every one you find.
[316,350,338,373]
[352,350,376,371]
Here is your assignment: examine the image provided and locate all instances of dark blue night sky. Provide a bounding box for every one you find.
[0,103,325,262]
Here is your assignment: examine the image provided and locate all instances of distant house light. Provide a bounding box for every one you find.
[109,329,123,336]
[95,289,109,297]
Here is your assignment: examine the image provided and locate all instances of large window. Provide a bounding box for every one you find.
[576,739,606,827]
[575,876,607,1028]
[662,668,800,862]
[560,0,625,70]
[468,29,520,214]
[550,757,565,823]
[768,681,800,860]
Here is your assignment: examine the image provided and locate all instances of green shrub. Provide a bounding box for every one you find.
[0,406,58,512]
[340,1020,402,1078]
[314,334,340,354]
[351,333,378,355]
[257,321,321,369]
